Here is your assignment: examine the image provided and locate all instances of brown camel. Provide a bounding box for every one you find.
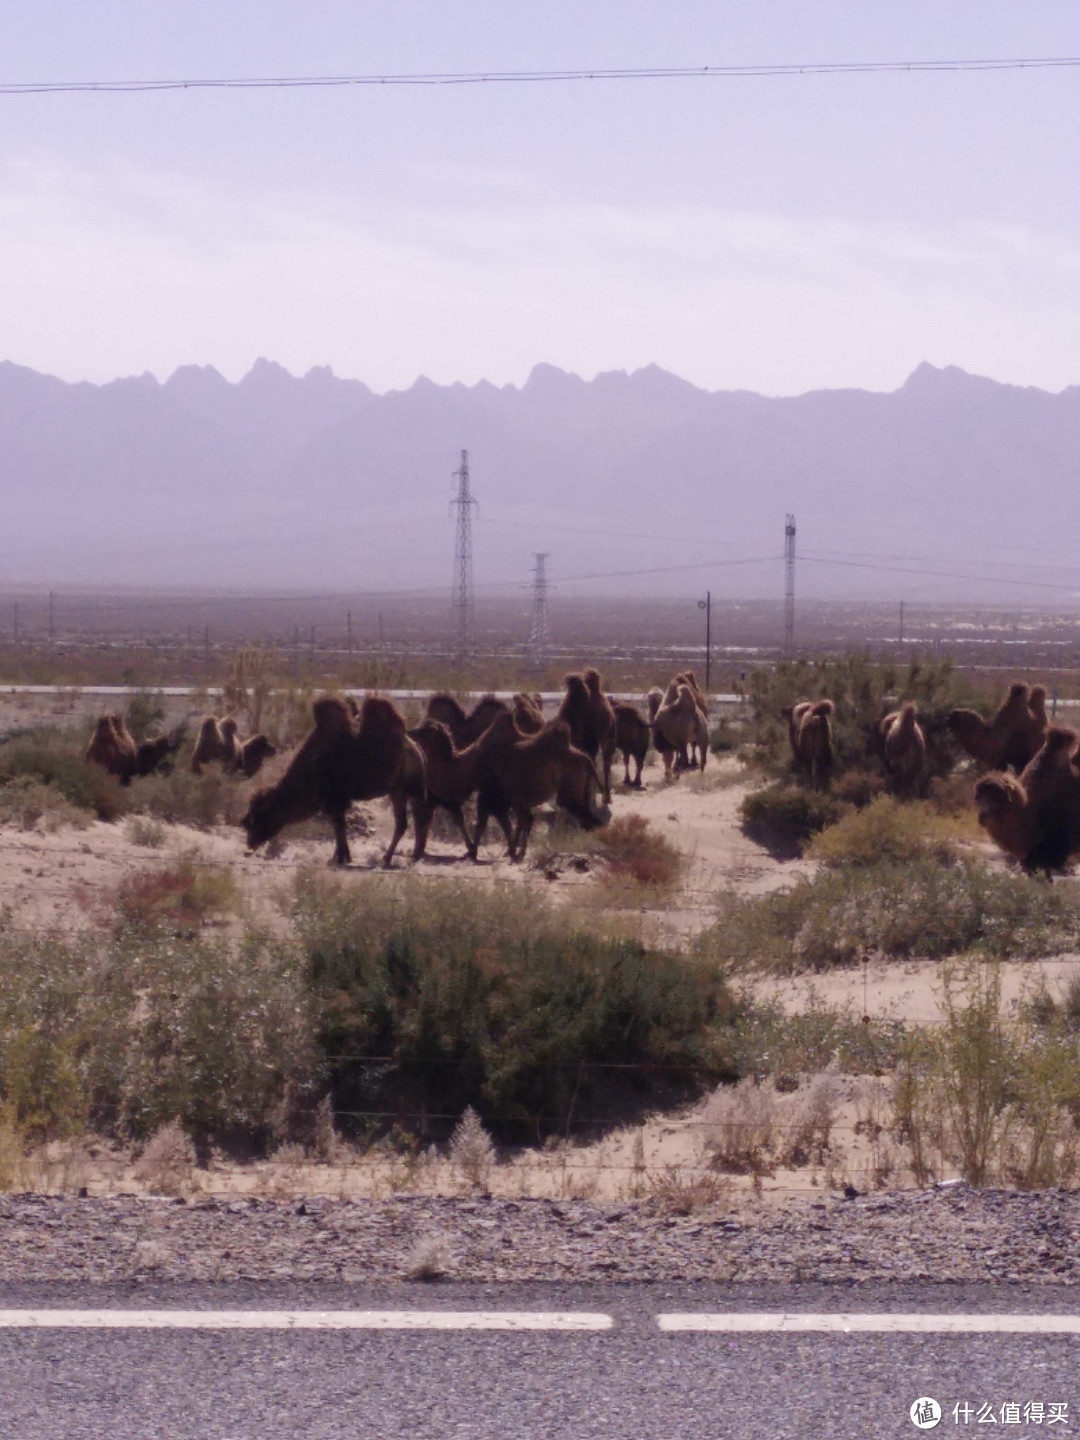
[556,671,614,803]
[241,694,426,867]
[947,682,1048,772]
[781,699,834,787]
[424,692,509,749]
[975,726,1080,873]
[512,692,545,734]
[647,687,677,776]
[85,713,178,785]
[191,716,239,774]
[381,718,484,865]
[235,732,278,779]
[612,701,650,788]
[653,683,708,775]
[472,713,607,861]
[879,703,926,795]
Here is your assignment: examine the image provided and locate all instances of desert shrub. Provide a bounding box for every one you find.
[0,922,316,1151]
[830,768,888,809]
[123,690,166,743]
[731,995,906,1077]
[112,861,239,932]
[895,962,1080,1188]
[0,726,128,821]
[740,783,848,857]
[701,858,1080,972]
[700,1078,779,1175]
[744,654,990,781]
[807,795,958,868]
[126,816,167,848]
[709,718,743,755]
[592,814,682,887]
[0,775,90,832]
[131,767,247,829]
[293,874,742,1136]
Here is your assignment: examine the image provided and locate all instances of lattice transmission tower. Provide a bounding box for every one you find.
[783,513,796,654]
[450,450,477,665]
[528,552,551,662]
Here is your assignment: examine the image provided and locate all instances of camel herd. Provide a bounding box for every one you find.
[782,678,1080,874]
[82,669,711,867]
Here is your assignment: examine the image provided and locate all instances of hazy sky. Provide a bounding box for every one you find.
[4,2,1080,395]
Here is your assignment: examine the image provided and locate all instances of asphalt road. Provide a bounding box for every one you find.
[1,1280,1078,1440]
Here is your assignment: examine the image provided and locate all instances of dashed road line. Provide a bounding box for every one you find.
[0,1309,612,1331]
[658,1313,1080,1334]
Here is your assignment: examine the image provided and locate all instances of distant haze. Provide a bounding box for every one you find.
[3,356,1079,604]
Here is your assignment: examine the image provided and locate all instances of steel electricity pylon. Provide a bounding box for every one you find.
[528,552,551,662]
[450,450,477,665]
[784,513,796,654]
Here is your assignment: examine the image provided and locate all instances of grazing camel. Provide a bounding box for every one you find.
[240,694,426,867]
[653,683,708,775]
[235,732,278,779]
[612,701,650,788]
[472,713,607,861]
[424,692,509,749]
[975,726,1080,874]
[190,716,239,774]
[947,682,1047,773]
[879,703,926,795]
[781,699,834,787]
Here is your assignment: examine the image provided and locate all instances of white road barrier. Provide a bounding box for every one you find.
[658,1313,1080,1333]
[0,1309,612,1331]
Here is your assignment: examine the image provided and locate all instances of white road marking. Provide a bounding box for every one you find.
[659,1313,1080,1334]
[0,1309,611,1331]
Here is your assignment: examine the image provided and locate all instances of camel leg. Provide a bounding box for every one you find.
[622,752,631,787]
[382,793,410,867]
[444,802,479,861]
[331,812,352,867]
[410,798,435,862]
[512,807,535,862]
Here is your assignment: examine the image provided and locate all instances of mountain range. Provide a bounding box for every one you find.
[2,357,1078,602]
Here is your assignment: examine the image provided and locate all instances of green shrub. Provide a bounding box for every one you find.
[740,783,848,857]
[0,775,90,832]
[0,923,315,1151]
[807,795,958,868]
[112,861,239,933]
[123,690,166,743]
[0,727,128,820]
[701,858,1080,972]
[293,874,742,1136]
[130,767,247,829]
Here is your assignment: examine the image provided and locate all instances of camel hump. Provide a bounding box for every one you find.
[312,695,356,739]
[425,691,466,722]
[412,717,455,759]
[357,695,406,733]
[1006,681,1030,703]
[221,716,239,738]
[810,700,835,718]
[1043,725,1078,754]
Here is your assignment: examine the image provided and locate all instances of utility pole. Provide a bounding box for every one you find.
[698,591,712,690]
[783,514,796,655]
[347,609,353,662]
[48,591,55,645]
[203,623,210,668]
[450,449,477,667]
[899,601,905,646]
[528,553,551,664]
[12,603,18,647]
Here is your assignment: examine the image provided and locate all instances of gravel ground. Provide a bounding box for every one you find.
[1,1187,1078,1287]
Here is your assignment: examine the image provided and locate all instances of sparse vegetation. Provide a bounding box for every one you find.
[739,782,848,857]
[806,795,962,868]
[591,814,682,887]
[702,858,1080,972]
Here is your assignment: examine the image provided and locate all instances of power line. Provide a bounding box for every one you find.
[3,57,1080,96]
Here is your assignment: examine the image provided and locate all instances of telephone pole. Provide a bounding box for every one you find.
[783,514,796,655]
[528,553,551,663]
[450,450,477,666]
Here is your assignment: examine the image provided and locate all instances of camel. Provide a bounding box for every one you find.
[512,692,545,734]
[235,732,278,779]
[947,682,1047,773]
[647,687,677,776]
[381,718,484,865]
[653,683,708,776]
[85,713,178,785]
[975,727,1080,873]
[240,694,426,867]
[781,699,834,787]
[879,703,926,795]
[424,692,509,749]
[612,701,650,788]
[556,671,615,803]
[472,713,608,861]
[191,716,240,775]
